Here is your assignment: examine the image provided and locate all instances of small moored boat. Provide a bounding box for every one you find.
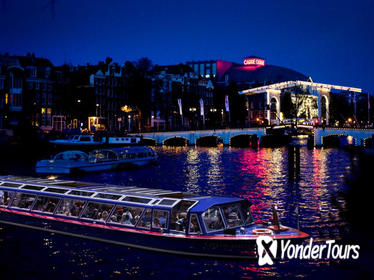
[0,176,309,259]
[49,135,142,150]
[35,146,158,174]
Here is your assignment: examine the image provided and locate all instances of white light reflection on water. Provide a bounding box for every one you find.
[0,146,361,279]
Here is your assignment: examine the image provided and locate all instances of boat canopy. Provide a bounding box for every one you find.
[0,176,248,213]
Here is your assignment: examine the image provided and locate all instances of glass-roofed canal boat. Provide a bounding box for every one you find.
[0,176,309,259]
[35,146,158,174]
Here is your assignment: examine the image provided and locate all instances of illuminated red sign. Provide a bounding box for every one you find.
[243,58,265,66]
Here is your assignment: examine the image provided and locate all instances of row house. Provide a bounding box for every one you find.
[151,64,214,130]
[0,55,24,129]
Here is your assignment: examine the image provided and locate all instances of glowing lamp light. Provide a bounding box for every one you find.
[243,57,265,66]
[121,105,132,113]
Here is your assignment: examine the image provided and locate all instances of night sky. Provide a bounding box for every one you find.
[1,0,373,93]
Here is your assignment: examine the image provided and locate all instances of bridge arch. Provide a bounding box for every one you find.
[162,136,189,146]
[141,137,157,146]
[322,134,356,147]
[270,97,279,124]
[230,134,258,148]
[196,135,222,147]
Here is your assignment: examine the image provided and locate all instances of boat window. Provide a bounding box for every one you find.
[11,192,37,209]
[131,138,136,143]
[151,199,160,205]
[89,150,118,162]
[240,202,253,225]
[21,185,45,191]
[109,205,144,226]
[126,153,136,159]
[169,200,195,232]
[95,193,122,200]
[55,152,87,161]
[122,196,152,204]
[189,214,202,234]
[81,202,114,221]
[45,187,69,194]
[55,199,86,217]
[68,190,95,197]
[221,204,244,228]
[157,199,177,206]
[202,206,225,232]
[32,196,60,213]
[137,208,152,229]
[0,190,14,207]
[152,209,168,229]
[0,182,21,188]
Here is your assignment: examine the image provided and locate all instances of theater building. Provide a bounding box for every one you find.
[187,56,308,88]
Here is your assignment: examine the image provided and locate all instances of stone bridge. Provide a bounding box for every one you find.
[141,128,266,145]
[314,128,374,146]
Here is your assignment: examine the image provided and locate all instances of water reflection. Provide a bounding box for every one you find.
[0,146,359,279]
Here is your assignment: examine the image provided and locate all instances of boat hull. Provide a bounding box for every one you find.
[0,208,307,260]
[36,157,158,174]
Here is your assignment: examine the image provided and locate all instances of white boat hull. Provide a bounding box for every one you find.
[36,157,157,174]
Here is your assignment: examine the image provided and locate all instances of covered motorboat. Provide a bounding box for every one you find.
[0,176,309,260]
[36,147,158,174]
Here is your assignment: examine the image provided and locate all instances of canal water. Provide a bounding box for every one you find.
[0,146,373,279]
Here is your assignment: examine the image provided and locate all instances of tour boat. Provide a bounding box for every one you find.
[49,135,141,149]
[35,146,158,174]
[0,176,309,259]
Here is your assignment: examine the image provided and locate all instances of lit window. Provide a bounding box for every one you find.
[41,108,46,114]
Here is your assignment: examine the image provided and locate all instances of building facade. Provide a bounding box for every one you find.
[151,64,214,130]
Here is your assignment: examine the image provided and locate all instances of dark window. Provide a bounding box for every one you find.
[33,196,60,213]
[202,206,224,232]
[137,208,152,229]
[170,200,195,232]
[45,187,68,194]
[189,214,201,234]
[0,190,14,207]
[221,204,244,228]
[109,205,144,225]
[152,210,168,229]
[122,196,152,204]
[68,190,95,197]
[158,199,177,206]
[11,193,36,209]
[55,199,86,217]
[95,193,122,200]
[81,202,114,221]
[1,183,21,188]
[21,185,44,191]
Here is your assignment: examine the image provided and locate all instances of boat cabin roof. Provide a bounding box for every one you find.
[0,176,247,212]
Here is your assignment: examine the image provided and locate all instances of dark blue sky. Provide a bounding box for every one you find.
[1,0,373,93]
